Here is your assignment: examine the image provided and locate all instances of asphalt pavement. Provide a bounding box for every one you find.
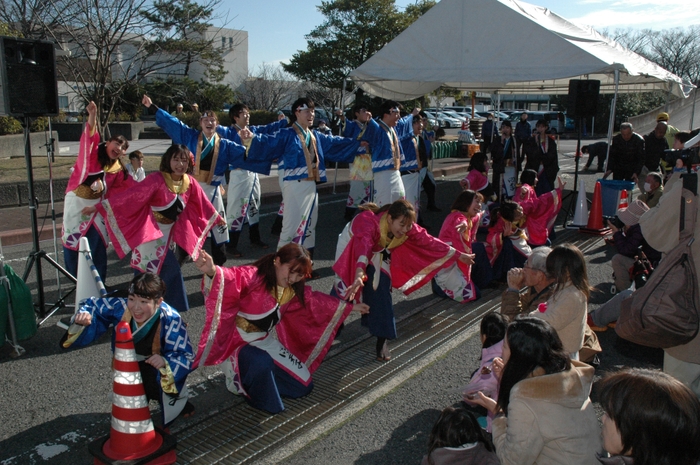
[0,138,664,465]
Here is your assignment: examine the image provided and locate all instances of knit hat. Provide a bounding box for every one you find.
[656,112,669,122]
[617,199,649,227]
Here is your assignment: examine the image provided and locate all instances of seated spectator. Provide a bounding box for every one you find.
[432,190,492,302]
[501,246,552,321]
[460,152,496,202]
[461,311,507,432]
[471,317,601,465]
[637,171,663,208]
[514,169,564,247]
[607,199,660,293]
[529,244,590,359]
[126,150,146,182]
[582,142,608,172]
[485,199,530,281]
[422,405,499,465]
[597,368,700,465]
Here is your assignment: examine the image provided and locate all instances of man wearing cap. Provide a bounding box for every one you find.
[317,119,332,135]
[656,112,679,149]
[501,247,554,321]
[607,199,660,292]
[524,119,559,195]
[641,121,669,190]
[637,171,664,208]
[491,120,517,201]
[480,112,499,155]
[604,122,645,182]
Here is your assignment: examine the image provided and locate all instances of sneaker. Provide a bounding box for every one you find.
[587,313,608,332]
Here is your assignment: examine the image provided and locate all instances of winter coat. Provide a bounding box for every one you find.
[529,284,586,355]
[491,361,602,465]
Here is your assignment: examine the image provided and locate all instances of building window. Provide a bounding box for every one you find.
[229,37,233,49]
[221,37,226,48]
[58,96,69,110]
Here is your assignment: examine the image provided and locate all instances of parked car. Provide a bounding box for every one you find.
[444,106,474,115]
[436,112,464,128]
[423,111,448,128]
[441,110,468,122]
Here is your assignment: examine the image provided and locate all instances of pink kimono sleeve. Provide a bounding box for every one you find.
[96,174,163,258]
[332,212,380,290]
[276,288,353,374]
[65,123,101,193]
[194,265,258,368]
[170,176,225,262]
[390,223,458,295]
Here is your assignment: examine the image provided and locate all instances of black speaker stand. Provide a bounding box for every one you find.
[19,116,76,324]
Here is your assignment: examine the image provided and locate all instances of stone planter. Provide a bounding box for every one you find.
[0,131,59,158]
[52,121,144,141]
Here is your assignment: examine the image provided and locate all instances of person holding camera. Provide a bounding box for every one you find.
[607,199,660,293]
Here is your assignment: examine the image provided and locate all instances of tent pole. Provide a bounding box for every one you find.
[690,87,698,130]
[603,69,620,174]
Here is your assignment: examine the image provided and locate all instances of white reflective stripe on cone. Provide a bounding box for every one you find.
[111,418,154,434]
[115,347,139,362]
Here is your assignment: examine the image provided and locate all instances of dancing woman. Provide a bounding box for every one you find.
[333,200,472,361]
[62,101,133,280]
[193,244,368,414]
[90,144,223,311]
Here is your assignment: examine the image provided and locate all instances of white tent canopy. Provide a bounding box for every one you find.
[349,0,692,100]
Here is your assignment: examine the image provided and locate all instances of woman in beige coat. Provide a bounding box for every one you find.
[528,244,589,359]
[472,317,601,465]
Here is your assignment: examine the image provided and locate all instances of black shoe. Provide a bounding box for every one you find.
[427,205,442,212]
[226,245,242,258]
[250,239,269,249]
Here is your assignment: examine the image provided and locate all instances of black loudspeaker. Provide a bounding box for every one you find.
[568,79,600,118]
[0,37,59,117]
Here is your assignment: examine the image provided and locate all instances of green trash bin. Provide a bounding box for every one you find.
[0,264,37,343]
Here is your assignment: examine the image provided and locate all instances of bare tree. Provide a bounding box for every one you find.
[236,63,302,111]
[1,0,234,133]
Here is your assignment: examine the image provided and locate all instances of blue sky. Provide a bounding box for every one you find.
[215,0,700,71]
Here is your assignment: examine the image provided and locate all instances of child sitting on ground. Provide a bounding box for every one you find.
[485,199,531,281]
[422,405,499,465]
[461,312,507,432]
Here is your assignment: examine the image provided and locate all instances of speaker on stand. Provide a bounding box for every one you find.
[563,79,600,227]
[0,36,76,326]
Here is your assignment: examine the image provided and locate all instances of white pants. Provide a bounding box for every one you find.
[401,172,422,214]
[199,182,228,244]
[226,169,260,231]
[346,180,373,209]
[278,180,318,250]
[373,169,405,208]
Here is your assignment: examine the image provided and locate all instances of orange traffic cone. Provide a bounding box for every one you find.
[617,188,629,210]
[88,322,177,465]
[580,181,611,235]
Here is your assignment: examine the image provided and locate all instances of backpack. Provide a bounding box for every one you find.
[615,182,700,348]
